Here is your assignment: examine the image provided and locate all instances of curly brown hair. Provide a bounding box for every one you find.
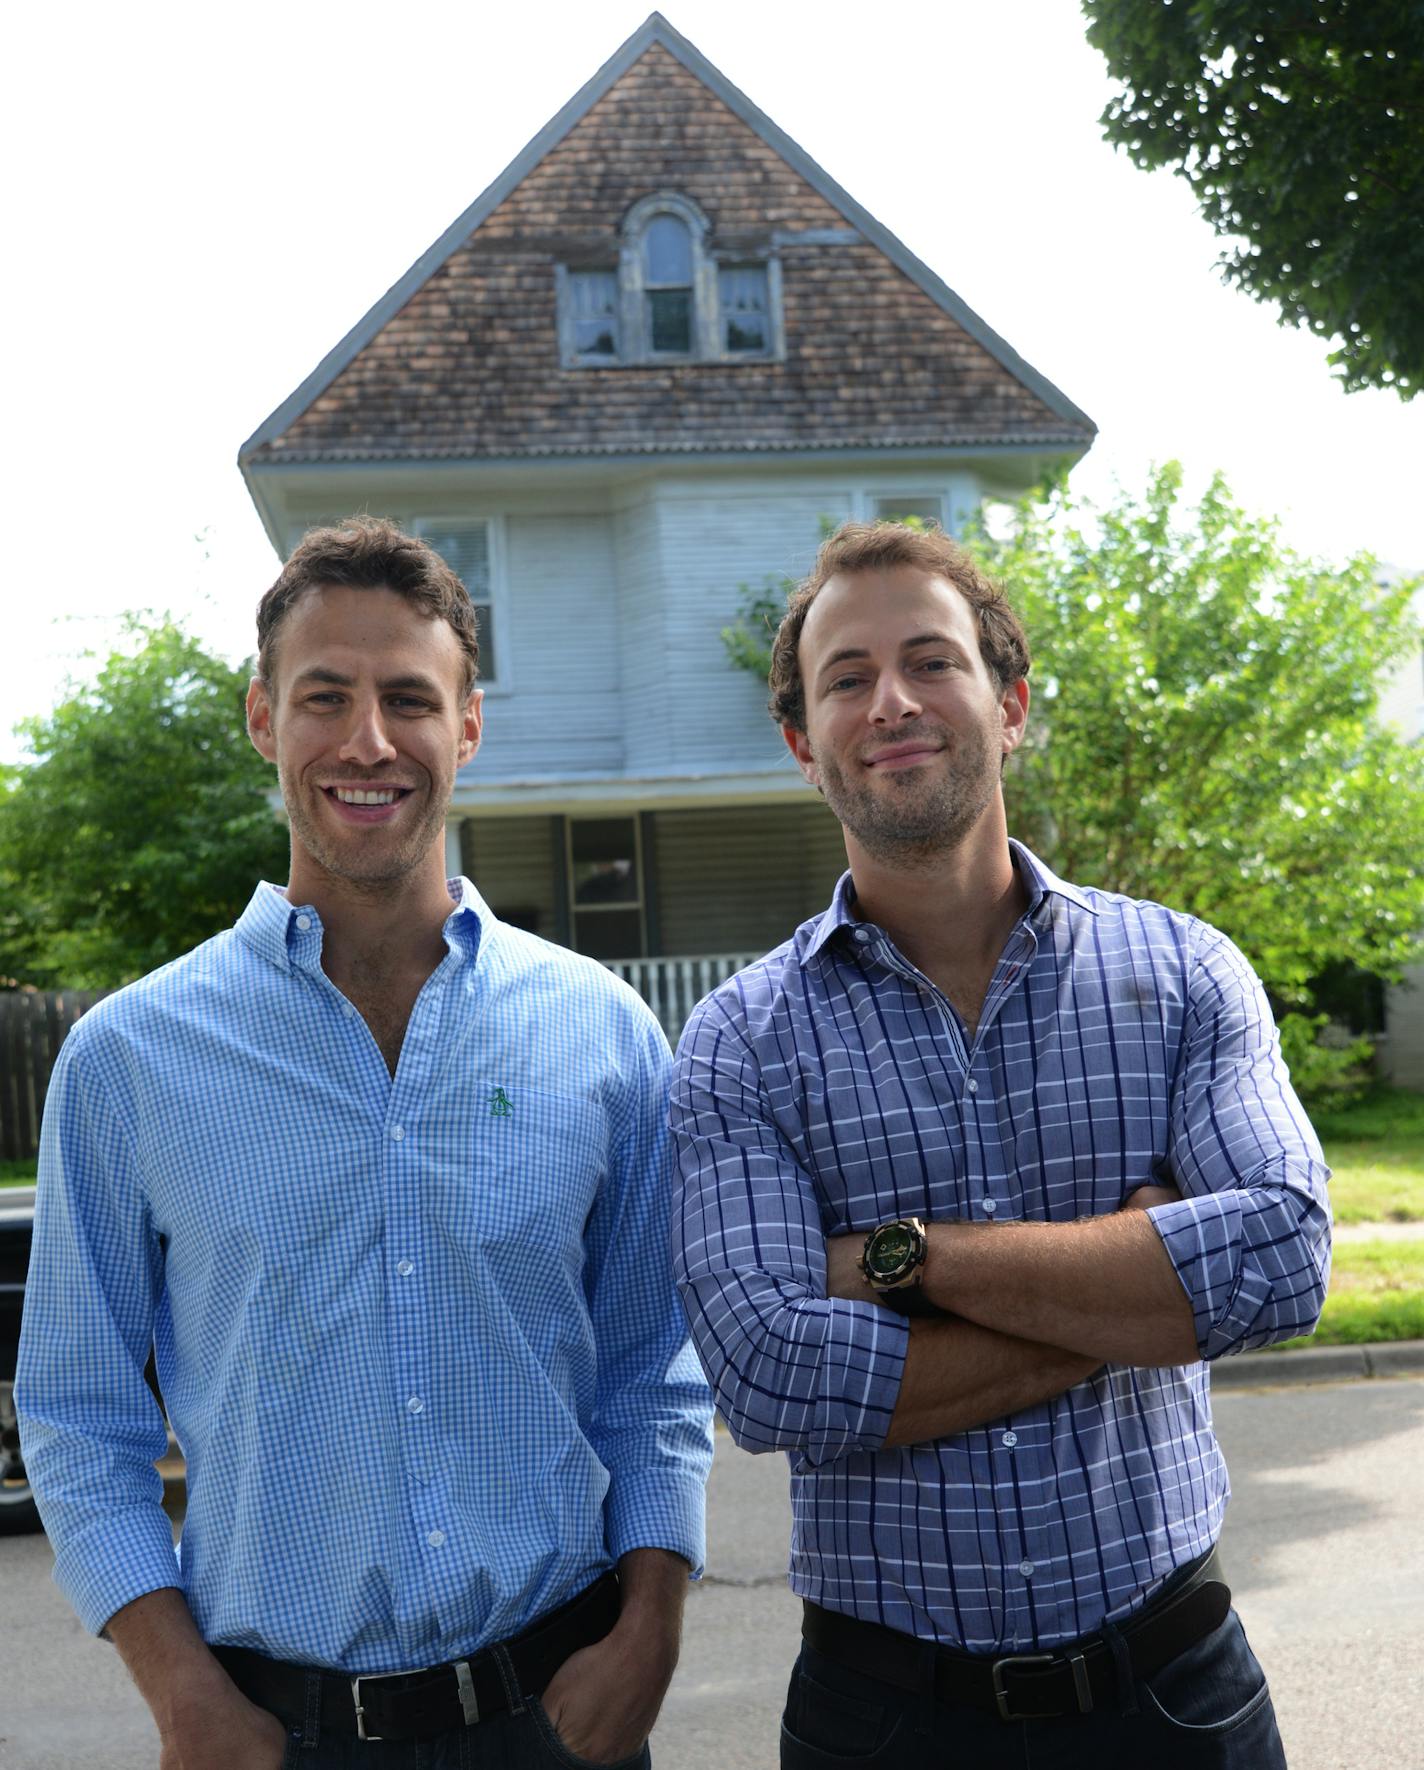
[768,522,1030,731]
[257,516,480,699]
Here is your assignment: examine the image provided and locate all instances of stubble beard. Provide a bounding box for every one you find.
[815,721,1002,868]
[280,766,452,893]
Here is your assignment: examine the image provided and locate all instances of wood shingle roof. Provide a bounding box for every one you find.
[241,15,1093,467]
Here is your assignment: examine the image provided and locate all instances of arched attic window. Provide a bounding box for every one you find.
[557,191,780,367]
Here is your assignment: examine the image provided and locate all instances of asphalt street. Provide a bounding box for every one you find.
[2,1373,1420,1770]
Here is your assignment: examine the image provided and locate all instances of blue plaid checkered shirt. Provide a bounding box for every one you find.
[18,879,713,1671]
[671,842,1330,1653]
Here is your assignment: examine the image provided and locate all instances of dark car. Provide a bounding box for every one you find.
[0,1185,40,1533]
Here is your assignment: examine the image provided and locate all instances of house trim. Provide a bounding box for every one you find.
[237,10,1093,481]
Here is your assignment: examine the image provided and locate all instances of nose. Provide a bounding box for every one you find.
[867,670,922,726]
[338,698,398,767]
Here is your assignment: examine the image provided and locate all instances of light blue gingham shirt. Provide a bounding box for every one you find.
[671,842,1330,1653]
[18,879,713,1672]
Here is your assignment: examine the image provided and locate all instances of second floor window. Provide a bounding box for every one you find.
[413,518,499,687]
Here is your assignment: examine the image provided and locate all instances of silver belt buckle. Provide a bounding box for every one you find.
[350,1674,382,1743]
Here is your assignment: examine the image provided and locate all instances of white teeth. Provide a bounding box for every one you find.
[334,788,398,805]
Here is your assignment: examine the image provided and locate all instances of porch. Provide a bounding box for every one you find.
[451,797,847,1042]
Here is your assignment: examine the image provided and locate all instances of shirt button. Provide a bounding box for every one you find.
[427,1529,446,1548]
[295,914,312,931]
[854,927,872,944]
[344,1003,356,1018]
[407,1396,425,1415]
[390,1125,405,1141]
[981,1198,997,1215]
[397,1259,414,1277]
[966,1079,979,1094]
[1019,1560,1035,1578]
[1002,1430,1018,1448]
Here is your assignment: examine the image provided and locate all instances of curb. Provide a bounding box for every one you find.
[1210,1338,1424,1389]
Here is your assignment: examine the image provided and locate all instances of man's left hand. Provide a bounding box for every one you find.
[538,1549,687,1765]
[539,1620,674,1764]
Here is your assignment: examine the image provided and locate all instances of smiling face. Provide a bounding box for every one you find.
[784,566,1027,866]
[246,584,481,893]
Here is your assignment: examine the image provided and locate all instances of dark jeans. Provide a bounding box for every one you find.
[780,1610,1286,1769]
[265,1657,651,1770]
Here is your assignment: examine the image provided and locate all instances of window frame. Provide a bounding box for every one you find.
[564,813,648,959]
[409,513,510,697]
[556,191,783,368]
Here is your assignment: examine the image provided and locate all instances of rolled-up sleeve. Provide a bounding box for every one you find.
[582,1014,715,1576]
[1151,925,1332,1359]
[15,1030,181,1634]
[671,995,909,1463]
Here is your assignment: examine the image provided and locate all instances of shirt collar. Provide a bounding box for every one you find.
[799,839,1098,966]
[234,876,492,974]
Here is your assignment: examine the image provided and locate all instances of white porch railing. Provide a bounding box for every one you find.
[603,953,760,1043]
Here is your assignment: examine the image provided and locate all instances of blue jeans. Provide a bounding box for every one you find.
[268,1658,652,1770]
[780,1610,1286,1769]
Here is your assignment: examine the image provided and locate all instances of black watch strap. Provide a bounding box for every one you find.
[880,1286,940,1318]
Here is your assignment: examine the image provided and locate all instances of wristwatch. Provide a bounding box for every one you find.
[858,1217,937,1315]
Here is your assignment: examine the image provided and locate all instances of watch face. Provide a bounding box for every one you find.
[867,1223,915,1279]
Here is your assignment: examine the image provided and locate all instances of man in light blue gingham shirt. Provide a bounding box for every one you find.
[672,522,1325,1767]
[18,518,713,1769]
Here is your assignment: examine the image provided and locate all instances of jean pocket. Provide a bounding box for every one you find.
[781,1663,904,1765]
[1140,1611,1277,1739]
[527,1697,650,1770]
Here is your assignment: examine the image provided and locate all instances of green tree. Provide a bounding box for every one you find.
[1083,0,1424,398]
[0,618,288,988]
[974,465,1424,1095]
[721,471,1424,1099]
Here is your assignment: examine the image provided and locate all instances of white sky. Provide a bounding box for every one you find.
[4,0,1420,763]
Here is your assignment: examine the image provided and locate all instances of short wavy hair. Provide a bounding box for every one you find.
[257,515,480,700]
[768,522,1030,731]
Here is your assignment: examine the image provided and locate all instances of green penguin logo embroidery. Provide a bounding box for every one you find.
[490,1087,513,1118]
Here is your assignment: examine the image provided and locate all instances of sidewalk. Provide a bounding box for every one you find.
[1212,1337,1424,1387]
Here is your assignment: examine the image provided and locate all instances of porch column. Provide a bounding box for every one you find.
[445,818,465,880]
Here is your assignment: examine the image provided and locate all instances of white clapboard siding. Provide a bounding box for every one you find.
[471,513,624,777]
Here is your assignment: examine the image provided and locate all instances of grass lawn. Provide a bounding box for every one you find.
[0,1160,37,1187]
[1273,1238,1424,1349]
[1317,1088,1424,1223]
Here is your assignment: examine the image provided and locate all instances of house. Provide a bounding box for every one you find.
[238,12,1094,1037]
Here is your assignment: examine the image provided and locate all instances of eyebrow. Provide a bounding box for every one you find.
[817,632,963,676]
[291,667,445,695]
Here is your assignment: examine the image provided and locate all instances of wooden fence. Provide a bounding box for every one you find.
[0,992,109,1162]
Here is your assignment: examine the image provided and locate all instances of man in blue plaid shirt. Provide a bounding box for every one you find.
[18,518,713,1769]
[671,521,1329,1766]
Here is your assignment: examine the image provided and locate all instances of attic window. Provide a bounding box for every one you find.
[644,215,693,354]
[557,193,781,368]
[570,271,620,359]
[719,266,770,354]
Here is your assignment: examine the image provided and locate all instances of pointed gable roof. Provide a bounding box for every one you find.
[240,13,1093,468]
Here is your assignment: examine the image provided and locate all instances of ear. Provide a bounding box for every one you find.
[1000,678,1029,757]
[783,722,819,788]
[246,676,277,764]
[458,689,484,767]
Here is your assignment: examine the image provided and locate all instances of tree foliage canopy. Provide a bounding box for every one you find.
[1083,0,1424,398]
[722,469,1424,1097]
[0,619,288,989]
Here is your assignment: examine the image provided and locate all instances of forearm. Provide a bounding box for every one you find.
[612,1546,691,1672]
[921,1213,1199,1364]
[105,1588,285,1766]
[886,1315,1101,1446]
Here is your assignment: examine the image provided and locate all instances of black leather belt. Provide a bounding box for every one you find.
[802,1547,1230,1723]
[214,1571,620,1742]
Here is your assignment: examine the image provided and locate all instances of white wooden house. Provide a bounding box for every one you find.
[238,12,1094,1036]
